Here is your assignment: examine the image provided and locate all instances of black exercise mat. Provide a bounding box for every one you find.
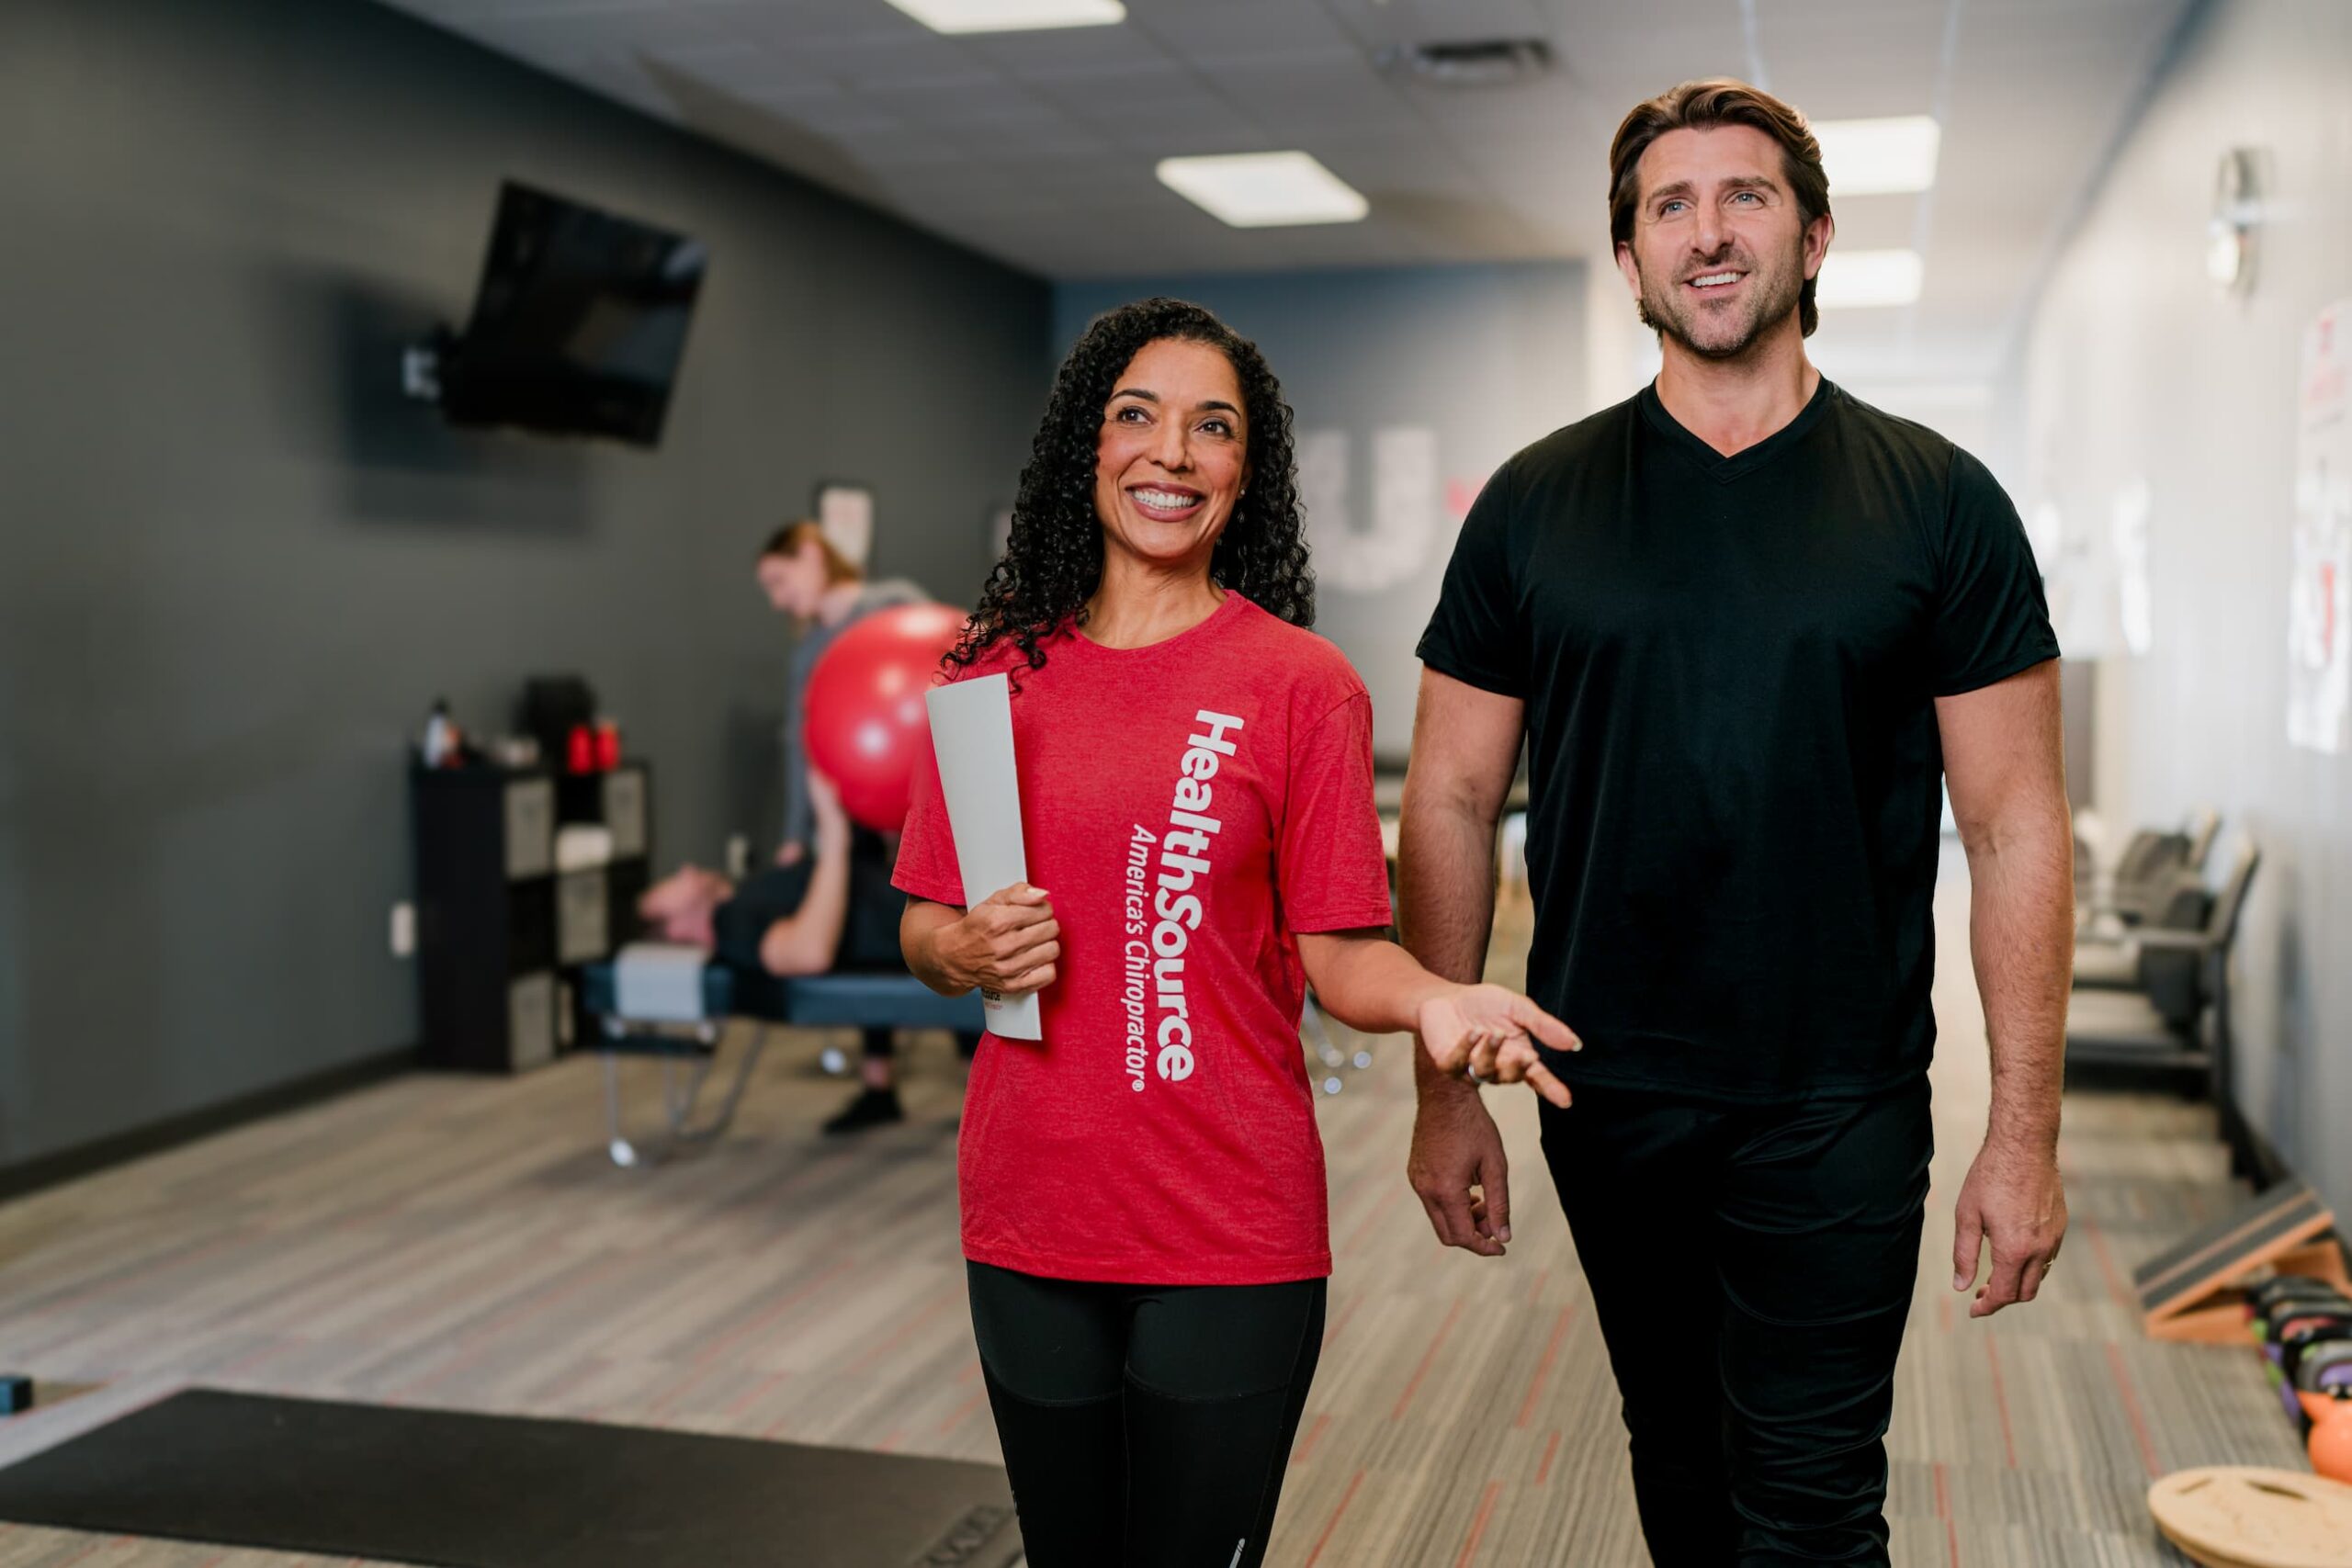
[0,1389,1022,1568]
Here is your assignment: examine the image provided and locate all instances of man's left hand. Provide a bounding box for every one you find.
[1951,1136,2067,1317]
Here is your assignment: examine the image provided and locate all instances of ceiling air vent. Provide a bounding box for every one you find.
[1375,39,1553,88]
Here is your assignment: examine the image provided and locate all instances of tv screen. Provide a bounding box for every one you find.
[438,182,707,446]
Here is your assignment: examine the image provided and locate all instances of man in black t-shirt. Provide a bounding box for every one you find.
[1401,80,2071,1566]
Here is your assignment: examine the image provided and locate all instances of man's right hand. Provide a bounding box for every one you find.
[933,884,1061,997]
[1408,1084,1511,1257]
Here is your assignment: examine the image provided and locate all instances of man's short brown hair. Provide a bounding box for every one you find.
[1608,79,1832,337]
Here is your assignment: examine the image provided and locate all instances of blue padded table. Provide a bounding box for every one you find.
[578,953,984,1165]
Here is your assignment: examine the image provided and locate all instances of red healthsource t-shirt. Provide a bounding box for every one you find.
[894,593,1395,1286]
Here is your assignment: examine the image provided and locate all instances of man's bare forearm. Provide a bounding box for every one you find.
[1963,807,2074,1155]
[1398,792,1499,1099]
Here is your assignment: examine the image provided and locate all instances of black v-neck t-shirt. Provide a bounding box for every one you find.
[1418,378,2059,1100]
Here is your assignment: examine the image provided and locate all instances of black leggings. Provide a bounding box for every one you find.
[965,1261,1326,1568]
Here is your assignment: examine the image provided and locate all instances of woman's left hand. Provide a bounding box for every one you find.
[1417,985,1579,1109]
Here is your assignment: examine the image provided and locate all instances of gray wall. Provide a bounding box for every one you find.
[2013,0,2352,1215]
[0,0,1049,1170]
[1054,264,1589,757]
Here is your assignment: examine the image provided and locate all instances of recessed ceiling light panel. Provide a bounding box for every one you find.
[880,0,1125,35]
[1155,152,1369,229]
[1812,115,1941,196]
[1815,248,1924,308]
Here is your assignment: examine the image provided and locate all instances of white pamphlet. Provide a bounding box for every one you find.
[923,674,1043,1039]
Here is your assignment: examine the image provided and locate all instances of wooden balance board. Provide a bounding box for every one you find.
[2149,1468,2352,1568]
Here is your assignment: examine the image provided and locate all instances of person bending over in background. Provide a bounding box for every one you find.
[755,520,933,1131]
[639,769,902,984]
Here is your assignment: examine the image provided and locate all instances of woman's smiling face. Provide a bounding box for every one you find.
[1092,336,1250,575]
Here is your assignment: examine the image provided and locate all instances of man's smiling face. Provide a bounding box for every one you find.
[1616,122,1829,360]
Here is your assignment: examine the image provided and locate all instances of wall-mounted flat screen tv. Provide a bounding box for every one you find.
[436,182,707,446]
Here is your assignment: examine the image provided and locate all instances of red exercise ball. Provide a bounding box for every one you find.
[802,602,966,832]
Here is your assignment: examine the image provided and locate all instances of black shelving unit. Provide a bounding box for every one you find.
[412,761,651,1072]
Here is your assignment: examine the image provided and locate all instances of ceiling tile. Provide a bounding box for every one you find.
[1125,0,1353,64]
[373,0,2201,388]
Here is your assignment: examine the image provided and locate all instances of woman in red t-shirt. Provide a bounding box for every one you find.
[895,298,1574,1568]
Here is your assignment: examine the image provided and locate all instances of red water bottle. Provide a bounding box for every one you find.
[566,723,594,774]
[594,720,620,772]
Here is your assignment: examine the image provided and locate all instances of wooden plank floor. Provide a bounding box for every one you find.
[0,845,2309,1565]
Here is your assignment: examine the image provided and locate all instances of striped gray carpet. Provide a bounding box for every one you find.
[0,845,2306,1564]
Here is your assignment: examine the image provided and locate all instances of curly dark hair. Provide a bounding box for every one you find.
[947,297,1312,677]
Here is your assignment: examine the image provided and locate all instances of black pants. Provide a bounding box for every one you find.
[712,834,902,973]
[859,1027,982,1062]
[1538,1078,1931,1567]
[965,1261,1325,1568]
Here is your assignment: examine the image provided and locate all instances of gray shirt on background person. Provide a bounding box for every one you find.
[779,577,931,853]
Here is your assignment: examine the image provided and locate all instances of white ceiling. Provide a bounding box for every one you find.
[378,0,2193,385]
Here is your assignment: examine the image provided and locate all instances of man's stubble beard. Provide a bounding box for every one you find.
[1635,239,1805,361]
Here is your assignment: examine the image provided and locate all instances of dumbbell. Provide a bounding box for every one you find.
[2264,1313,2352,1393]
[2273,1314,2352,1370]
[2278,1319,2352,1387]
[2260,1292,2352,1345]
[2255,1277,2351,1309]
[2297,1340,2352,1391]
[2273,1324,2347,1422]
[2278,1305,2352,1337]
[2261,1286,2351,1324]
[2250,1276,2352,1322]
[2291,1343,2352,1427]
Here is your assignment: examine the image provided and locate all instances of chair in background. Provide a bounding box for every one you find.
[2079,805,2221,933]
[2066,839,2261,1115]
[2074,870,2212,989]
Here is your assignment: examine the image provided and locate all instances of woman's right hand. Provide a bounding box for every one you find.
[1417,983,1577,1109]
[933,884,1060,997]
